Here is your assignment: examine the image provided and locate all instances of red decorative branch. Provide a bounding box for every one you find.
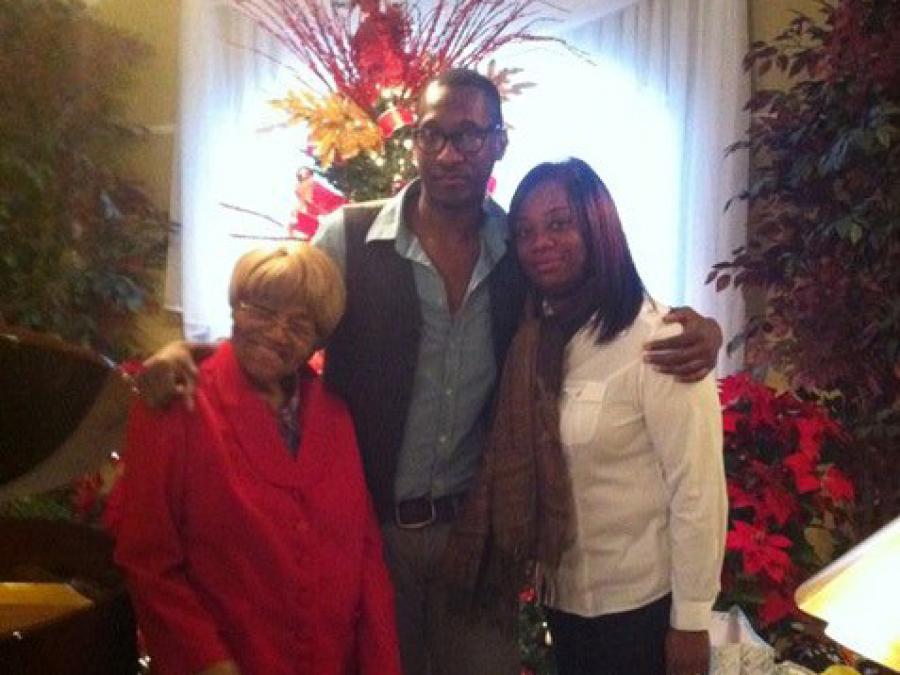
[229,0,565,114]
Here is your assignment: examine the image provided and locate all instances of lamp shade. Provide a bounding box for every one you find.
[795,517,900,671]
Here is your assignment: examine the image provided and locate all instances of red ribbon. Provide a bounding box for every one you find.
[292,172,347,239]
[377,104,415,137]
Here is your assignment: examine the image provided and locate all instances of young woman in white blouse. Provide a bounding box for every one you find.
[445,158,726,675]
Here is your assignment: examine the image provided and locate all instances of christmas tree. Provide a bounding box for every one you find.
[236,0,554,233]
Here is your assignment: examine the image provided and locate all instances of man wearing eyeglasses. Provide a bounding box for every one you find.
[312,68,723,675]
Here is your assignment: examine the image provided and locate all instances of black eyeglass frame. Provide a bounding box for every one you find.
[236,301,315,342]
[411,122,505,155]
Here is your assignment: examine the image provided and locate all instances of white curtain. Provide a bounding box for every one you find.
[494,0,749,372]
[170,0,307,339]
[171,0,749,371]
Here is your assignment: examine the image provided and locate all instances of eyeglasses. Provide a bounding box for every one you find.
[412,123,504,155]
[237,301,315,342]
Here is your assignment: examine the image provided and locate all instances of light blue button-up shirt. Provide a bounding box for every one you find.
[314,181,509,501]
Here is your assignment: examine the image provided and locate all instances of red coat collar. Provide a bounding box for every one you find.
[203,342,337,489]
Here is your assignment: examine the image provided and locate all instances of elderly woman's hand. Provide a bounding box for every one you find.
[643,307,723,383]
[137,340,213,411]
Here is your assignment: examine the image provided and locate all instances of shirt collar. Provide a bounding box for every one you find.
[365,179,509,262]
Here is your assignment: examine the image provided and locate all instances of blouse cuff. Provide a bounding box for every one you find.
[670,598,715,631]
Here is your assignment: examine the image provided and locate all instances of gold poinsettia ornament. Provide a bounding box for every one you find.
[271,91,384,169]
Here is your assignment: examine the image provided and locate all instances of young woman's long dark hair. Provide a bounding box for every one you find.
[508,157,646,344]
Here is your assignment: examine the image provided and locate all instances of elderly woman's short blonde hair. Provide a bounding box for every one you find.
[228,243,345,344]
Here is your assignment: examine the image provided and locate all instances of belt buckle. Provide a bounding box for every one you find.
[395,499,436,529]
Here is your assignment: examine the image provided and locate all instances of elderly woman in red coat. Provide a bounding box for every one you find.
[114,244,400,675]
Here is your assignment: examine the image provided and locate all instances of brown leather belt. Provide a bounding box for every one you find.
[394,494,464,529]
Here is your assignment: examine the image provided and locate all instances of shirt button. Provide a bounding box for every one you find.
[445,387,453,396]
[438,434,448,444]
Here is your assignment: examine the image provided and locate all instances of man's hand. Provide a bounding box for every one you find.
[137,340,209,410]
[196,660,241,675]
[644,307,723,383]
[665,628,710,675]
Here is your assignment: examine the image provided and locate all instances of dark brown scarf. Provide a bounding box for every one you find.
[441,281,599,621]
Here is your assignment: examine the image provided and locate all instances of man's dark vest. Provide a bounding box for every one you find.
[324,201,526,522]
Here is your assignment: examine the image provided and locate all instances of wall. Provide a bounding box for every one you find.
[89,0,182,352]
[750,0,824,88]
[751,0,823,40]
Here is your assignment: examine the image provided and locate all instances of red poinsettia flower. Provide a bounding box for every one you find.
[822,466,855,503]
[719,371,756,406]
[307,350,325,375]
[758,484,798,527]
[726,520,793,583]
[101,476,125,535]
[747,459,771,476]
[119,358,146,378]
[758,589,796,626]
[718,372,856,634]
[723,408,741,433]
[783,451,821,493]
[727,480,759,511]
[72,473,103,519]
[794,416,827,460]
[742,383,779,425]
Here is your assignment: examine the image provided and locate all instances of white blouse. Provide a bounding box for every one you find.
[545,299,727,631]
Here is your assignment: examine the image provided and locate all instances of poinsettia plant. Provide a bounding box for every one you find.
[718,373,856,640]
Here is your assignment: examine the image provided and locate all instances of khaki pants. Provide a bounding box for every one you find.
[380,521,521,675]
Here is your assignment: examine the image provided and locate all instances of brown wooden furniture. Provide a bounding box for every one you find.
[0,328,136,674]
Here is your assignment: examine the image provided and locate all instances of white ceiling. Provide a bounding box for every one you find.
[80,1,638,36]
[406,0,640,35]
[535,0,641,34]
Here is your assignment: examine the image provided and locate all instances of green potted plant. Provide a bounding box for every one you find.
[710,0,899,532]
[0,0,169,358]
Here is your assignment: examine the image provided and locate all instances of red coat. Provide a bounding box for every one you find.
[114,342,400,675]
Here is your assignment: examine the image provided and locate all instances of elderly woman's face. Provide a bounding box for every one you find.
[231,297,316,389]
[514,179,588,297]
